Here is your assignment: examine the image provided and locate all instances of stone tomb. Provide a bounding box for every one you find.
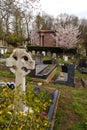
[29,64,58,83]
[55,64,75,87]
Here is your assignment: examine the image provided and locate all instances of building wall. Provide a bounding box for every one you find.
[0,40,3,46]
[38,30,56,47]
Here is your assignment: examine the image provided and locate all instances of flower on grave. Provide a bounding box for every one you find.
[37,82,42,86]
[34,86,40,93]
[40,111,48,119]
[50,93,54,99]
[29,107,34,113]
[43,120,50,127]
[0,111,2,114]
[0,84,53,129]
[7,111,12,115]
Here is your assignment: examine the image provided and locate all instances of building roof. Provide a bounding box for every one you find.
[38,30,55,33]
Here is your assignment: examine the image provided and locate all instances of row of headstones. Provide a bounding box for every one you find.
[31,50,57,58]
[33,53,58,65]
[30,50,74,62]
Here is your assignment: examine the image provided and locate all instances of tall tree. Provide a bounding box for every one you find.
[54,13,79,29]
[35,12,55,30]
[79,19,87,55]
[0,0,40,46]
[30,21,40,46]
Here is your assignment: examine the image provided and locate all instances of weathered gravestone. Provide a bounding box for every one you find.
[6,48,35,91]
[42,51,46,56]
[34,53,43,65]
[47,51,51,57]
[52,53,57,59]
[63,55,68,61]
[32,50,35,55]
[6,48,35,112]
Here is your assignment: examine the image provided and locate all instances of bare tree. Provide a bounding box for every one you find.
[54,13,79,29]
[35,12,55,30]
[79,19,87,55]
[30,21,40,46]
[0,0,40,46]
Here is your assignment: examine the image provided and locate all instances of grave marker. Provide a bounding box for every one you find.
[6,48,35,91]
[55,64,75,87]
[34,54,43,65]
[6,48,35,112]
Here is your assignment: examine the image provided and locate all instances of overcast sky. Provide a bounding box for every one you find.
[39,0,87,19]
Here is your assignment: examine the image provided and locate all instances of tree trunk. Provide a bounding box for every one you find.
[86,49,87,56]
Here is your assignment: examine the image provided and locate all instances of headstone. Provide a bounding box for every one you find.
[37,51,40,54]
[55,64,75,87]
[32,50,36,55]
[0,47,7,54]
[34,54,43,65]
[67,64,75,87]
[6,48,35,112]
[47,51,51,57]
[81,78,87,88]
[42,51,46,56]
[6,48,35,92]
[63,55,68,61]
[52,53,57,59]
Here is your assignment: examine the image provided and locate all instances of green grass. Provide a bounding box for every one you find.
[53,86,87,130]
[58,57,72,64]
[72,89,87,118]
[43,56,52,60]
[0,70,14,78]
[75,69,87,80]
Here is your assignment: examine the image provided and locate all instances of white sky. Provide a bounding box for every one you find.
[40,0,87,19]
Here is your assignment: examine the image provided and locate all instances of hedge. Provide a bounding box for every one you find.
[27,46,77,55]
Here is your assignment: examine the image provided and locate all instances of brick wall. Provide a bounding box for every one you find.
[38,30,56,47]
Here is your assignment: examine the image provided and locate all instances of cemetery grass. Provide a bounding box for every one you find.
[47,84,87,130]
[0,66,87,130]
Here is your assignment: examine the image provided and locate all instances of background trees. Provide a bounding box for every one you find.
[0,0,87,56]
[0,0,40,46]
[35,12,55,30]
[79,19,87,55]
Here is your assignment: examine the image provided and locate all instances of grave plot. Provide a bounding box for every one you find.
[28,53,58,83]
[29,64,58,83]
[55,64,75,87]
[0,84,60,130]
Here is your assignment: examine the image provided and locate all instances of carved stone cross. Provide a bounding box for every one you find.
[6,48,35,92]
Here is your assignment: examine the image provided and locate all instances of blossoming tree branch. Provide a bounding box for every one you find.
[51,24,80,49]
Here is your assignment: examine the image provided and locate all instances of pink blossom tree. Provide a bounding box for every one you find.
[52,24,80,49]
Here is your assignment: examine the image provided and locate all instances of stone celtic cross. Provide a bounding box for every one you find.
[6,48,35,92]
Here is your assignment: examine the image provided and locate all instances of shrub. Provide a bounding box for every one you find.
[0,85,53,129]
